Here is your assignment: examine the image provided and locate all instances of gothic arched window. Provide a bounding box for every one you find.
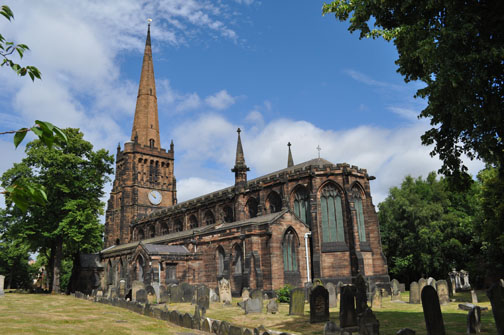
[247,197,258,218]
[283,229,298,272]
[138,228,145,241]
[320,184,345,243]
[232,245,243,274]
[266,191,282,213]
[189,215,198,229]
[204,210,215,226]
[174,219,183,232]
[216,247,225,276]
[293,186,311,227]
[148,225,155,238]
[352,186,366,242]
[223,206,234,223]
[160,222,169,235]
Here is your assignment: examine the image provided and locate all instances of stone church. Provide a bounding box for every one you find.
[78,26,389,296]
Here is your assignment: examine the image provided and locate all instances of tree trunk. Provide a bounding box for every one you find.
[7,265,14,289]
[47,245,55,292]
[52,240,62,294]
[66,252,80,295]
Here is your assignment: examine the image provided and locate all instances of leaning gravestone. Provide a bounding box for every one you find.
[418,278,427,297]
[391,279,401,301]
[340,285,357,328]
[324,321,339,335]
[410,281,420,304]
[170,284,183,303]
[467,306,481,334]
[266,299,278,314]
[245,297,262,314]
[0,275,4,297]
[487,283,504,335]
[211,319,221,334]
[358,308,379,335]
[136,289,147,304]
[197,285,210,309]
[421,285,446,335]
[436,280,449,305]
[372,288,382,309]
[219,278,232,304]
[219,320,230,335]
[310,285,329,323]
[326,282,337,308]
[289,288,305,315]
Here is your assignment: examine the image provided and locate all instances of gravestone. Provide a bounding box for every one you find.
[436,280,449,305]
[266,299,278,314]
[421,285,445,335]
[310,285,329,323]
[448,269,458,294]
[289,288,305,315]
[391,279,401,301]
[358,308,379,335]
[418,278,427,297]
[245,298,262,314]
[136,289,147,304]
[397,328,416,335]
[336,281,344,303]
[471,290,478,304]
[145,285,156,304]
[219,278,232,304]
[409,281,420,304]
[211,319,221,334]
[460,270,471,290]
[243,329,253,335]
[229,325,243,335]
[159,289,170,304]
[250,289,263,305]
[181,283,194,303]
[372,288,382,309]
[197,285,210,309]
[242,288,250,301]
[182,313,193,329]
[0,275,4,297]
[487,283,504,335]
[428,277,437,291]
[193,305,201,330]
[326,282,337,308]
[210,288,219,302]
[119,279,126,297]
[340,285,357,328]
[324,321,339,335]
[219,321,230,335]
[467,306,481,334]
[399,283,406,293]
[201,318,212,332]
[132,280,145,302]
[355,274,368,314]
[151,282,160,302]
[170,285,183,303]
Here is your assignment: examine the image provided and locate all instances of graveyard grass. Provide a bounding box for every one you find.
[0,290,497,335]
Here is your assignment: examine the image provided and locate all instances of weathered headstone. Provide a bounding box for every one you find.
[372,288,382,309]
[229,325,243,335]
[118,279,126,297]
[170,285,183,303]
[354,274,368,314]
[421,285,445,335]
[201,318,212,332]
[467,306,481,334]
[409,281,420,304]
[428,277,437,291]
[219,320,230,335]
[340,285,357,328]
[487,283,504,335]
[436,280,449,305]
[250,289,263,303]
[159,289,170,303]
[219,278,232,304]
[243,329,253,335]
[182,312,193,329]
[471,290,478,304]
[336,281,344,303]
[391,279,401,301]
[266,299,278,314]
[211,319,221,334]
[181,282,194,303]
[460,270,471,290]
[210,288,219,302]
[399,283,406,293]
[197,285,210,310]
[324,321,339,335]
[145,285,156,304]
[289,288,305,315]
[310,285,329,323]
[358,308,379,335]
[136,289,147,304]
[151,282,160,303]
[418,278,427,297]
[241,288,250,301]
[0,275,4,297]
[326,282,337,308]
[397,328,416,335]
[245,298,263,314]
[132,280,145,302]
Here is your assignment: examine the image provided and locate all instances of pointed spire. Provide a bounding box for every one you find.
[130,21,161,148]
[287,142,294,167]
[232,128,249,186]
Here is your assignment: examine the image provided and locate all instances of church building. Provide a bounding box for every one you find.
[79,25,389,296]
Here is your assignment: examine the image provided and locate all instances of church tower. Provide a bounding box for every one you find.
[104,24,176,247]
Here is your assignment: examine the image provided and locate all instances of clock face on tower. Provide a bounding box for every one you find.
[148,190,162,205]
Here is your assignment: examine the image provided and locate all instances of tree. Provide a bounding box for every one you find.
[378,172,481,284]
[323,1,504,181]
[1,128,113,293]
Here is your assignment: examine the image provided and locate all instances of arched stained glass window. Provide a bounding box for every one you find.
[293,187,311,227]
[283,229,298,272]
[320,184,345,243]
[353,187,366,242]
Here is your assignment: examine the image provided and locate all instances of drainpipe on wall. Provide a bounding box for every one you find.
[304,232,312,282]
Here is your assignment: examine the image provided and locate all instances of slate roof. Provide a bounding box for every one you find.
[143,244,189,255]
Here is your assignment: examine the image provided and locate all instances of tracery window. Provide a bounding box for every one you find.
[204,210,215,226]
[267,191,282,213]
[352,186,366,242]
[283,229,298,272]
[320,184,345,243]
[189,215,199,229]
[293,187,311,227]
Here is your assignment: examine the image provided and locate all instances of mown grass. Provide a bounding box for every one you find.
[0,290,497,335]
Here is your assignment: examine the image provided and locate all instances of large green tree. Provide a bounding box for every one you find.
[1,128,113,293]
[323,1,504,180]
[378,172,482,284]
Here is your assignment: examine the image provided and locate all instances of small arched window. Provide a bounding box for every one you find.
[189,215,198,229]
[283,229,298,272]
[216,247,225,276]
[233,245,243,274]
[138,228,145,241]
[204,210,215,226]
[160,222,169,235]
[247,198,258,218]
[174,219,183,232]
[148,225,155,238]
[223,206,234,223]
[352,187,366,242]
[293,186,311,227]
[149,139,155,148]
[320,184,345,243]
[267,191,282,213]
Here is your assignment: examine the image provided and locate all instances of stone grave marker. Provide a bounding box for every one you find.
[399,283,406,293]
[243,328,253,335]
[355,274,368,314]
[159,288,170,303]
[245,297,263,314]
[197,284,210,309]
[358,308,379,335]
[0,275,4,296]
[487,283,504,335]
[289,288,305,315]
[193,305,201,330]
[324,321,339,335]
[219,320,230,335]
[229,325,243,335]
[336,281,344,303]
[145,285,156,304]
[180,282,194,303]
[250,289,263,303]
[310,285,329,323]
[409,281,420,304]
[152,282,160,302]
[132,280,145,302]
[471,290,478,304]
[436,280,449,305]
[372,288,382,309]
[210,288,219,302]
[241,287,250,301]
[427,277,437,290]
[211,319,221,334]
[421,285,445,335]
[391,279,401,301]
[201,318,211,332]
[418,278,427,296]
[170,284,183,303]
[219,278,232,304]
[467,306,481,334]
[340,285,357,328]
[118,279,126,297]
[266,299,278,314]
[182,313,193,329]
[326,282,337,308]
[136,289,147,304]
[397,328,416,335]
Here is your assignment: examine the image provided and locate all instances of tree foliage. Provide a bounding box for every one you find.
[1,128,113,292]
[323,1,504,180]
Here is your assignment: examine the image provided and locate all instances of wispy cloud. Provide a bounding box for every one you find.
[205,90,237,110]
[344,69,403,90]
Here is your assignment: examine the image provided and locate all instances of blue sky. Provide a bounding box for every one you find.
[0,0,483,208]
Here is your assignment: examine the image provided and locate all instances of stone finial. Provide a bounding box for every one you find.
[231,128,249,186]
[287,142,294,167]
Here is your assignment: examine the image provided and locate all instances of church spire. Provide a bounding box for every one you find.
[231,128,249,186]
[287,142,294,167]
[130,22,161,148]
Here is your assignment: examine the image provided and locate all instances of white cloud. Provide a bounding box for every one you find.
[205,90,236,110]
[177,177,229,202]
[344,69,402,90]
[176,93,202,112]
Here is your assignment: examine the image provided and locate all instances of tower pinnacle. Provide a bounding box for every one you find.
[130,23,160,148]
[287,142,294,167]
[232,128,249,186]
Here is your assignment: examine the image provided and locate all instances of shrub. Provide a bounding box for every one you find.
[276,284,293,303]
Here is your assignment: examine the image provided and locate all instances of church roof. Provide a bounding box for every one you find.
[143,244,189,255]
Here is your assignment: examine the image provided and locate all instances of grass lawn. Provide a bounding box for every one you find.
[0,290,497,335]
